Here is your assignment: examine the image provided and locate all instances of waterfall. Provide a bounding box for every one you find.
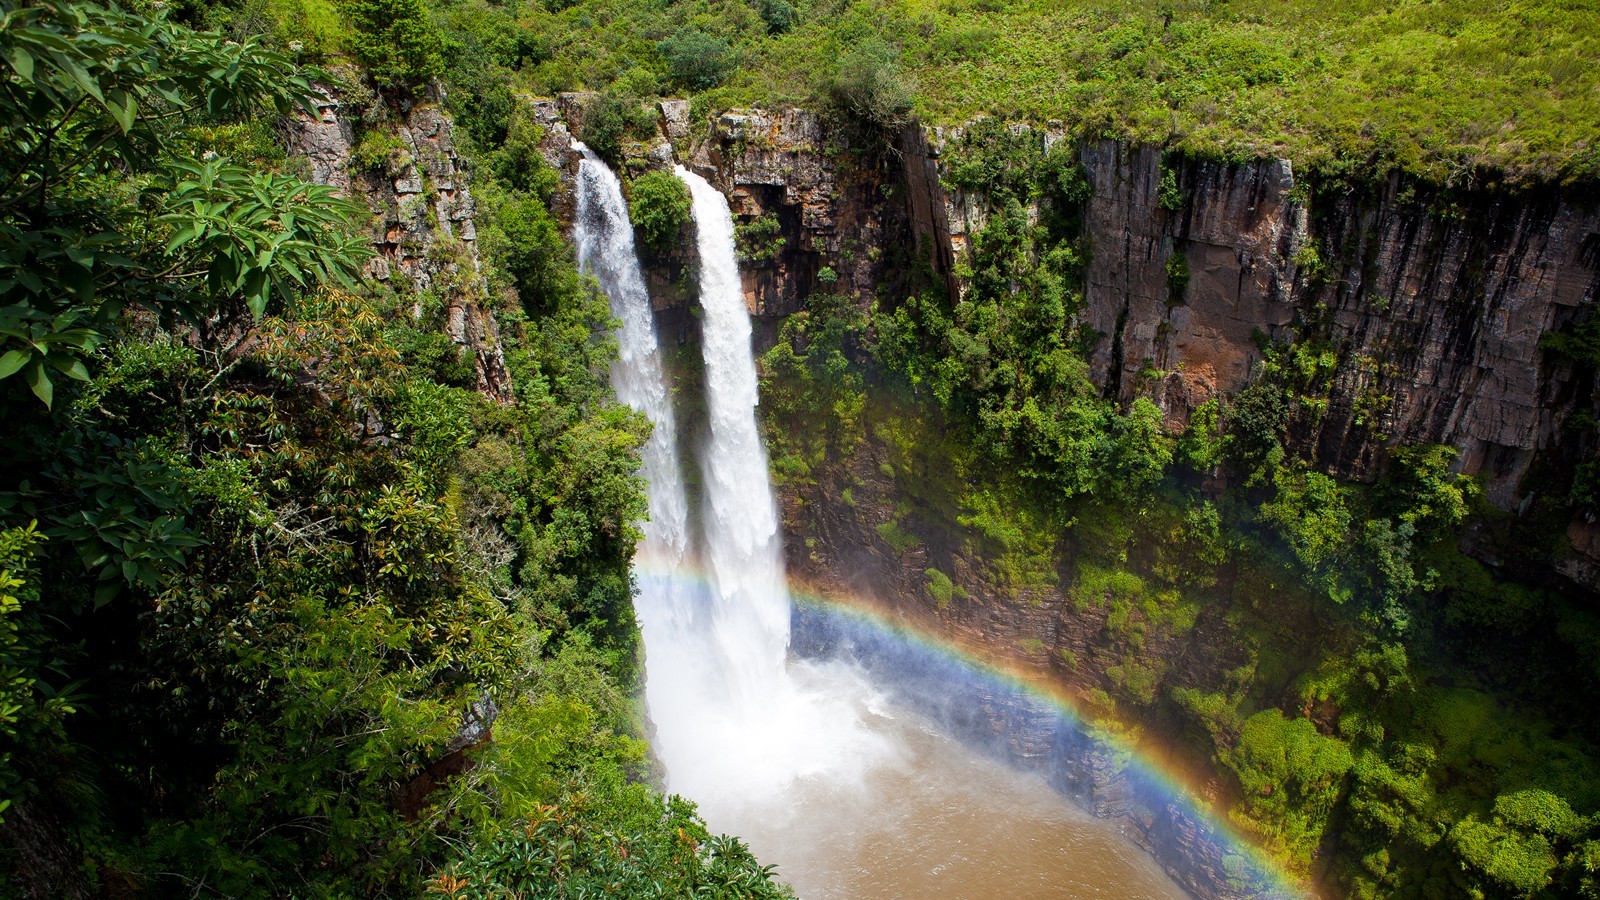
[573,145,690,569]
[576,147,891,864]
[574,149,1201,899]
[653,165,892,836]
[673,166,791,710]
[573,145,711,761]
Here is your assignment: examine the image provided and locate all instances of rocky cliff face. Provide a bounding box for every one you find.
[1074,146,1600,510]
[669,109,1599,576]
[284,83,512,401]
[558,99,1600,515]
[541,99,926,327]
[560,100,1587,512]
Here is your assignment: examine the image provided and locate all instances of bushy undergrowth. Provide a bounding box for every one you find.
[0,2,784,895]
[278,0,1600,184]
[191,0,1600,182]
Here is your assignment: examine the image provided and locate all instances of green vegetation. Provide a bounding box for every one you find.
[759,293,868,489]
[378,0,1600,184]
[660,28,737,92]
[8,0,1600,896]
[1223,710,1354,869]
[351,125,411,175]
[924,567,962,608]
[344,0,445,92]
[736,212,786,263]
[825,37,914,129]
[627,169,693,254]
[0,1,787,895]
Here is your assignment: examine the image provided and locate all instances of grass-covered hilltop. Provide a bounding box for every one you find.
[3,0,1600,898]
[408,0,1597,183]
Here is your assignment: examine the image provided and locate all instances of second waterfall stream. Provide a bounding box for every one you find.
[573,146,892,844]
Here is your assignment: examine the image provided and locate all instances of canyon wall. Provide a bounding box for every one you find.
[1075,144,1600,509]
[556,99,1599,575]
[554,101,1600,512]
[528,98,1599,896]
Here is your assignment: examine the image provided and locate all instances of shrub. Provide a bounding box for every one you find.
[1157,164,1183,211]
[1223,710,1354,866]
[659,29,736,91]
[924,567,961,607]
[735,213,786,263]
[1261,467,1352,575]
[876,519,920,554]
[1177,398,1227,472]
[1165,249,1190,304]
[757,0,797,34]
[1385,444,1479,541]
[826,39,914,129]
[350,127,410,176]
[628,171,692,254]
[578,93,657,166]
[493,110,561,198]
[267,0,344,59]
[342,0,445,92]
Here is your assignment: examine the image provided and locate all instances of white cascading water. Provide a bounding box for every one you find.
[673,166,790,706]
[573,143,691,575]
[573,145,720,779]
[574,148,888,844]
[656,165,893,834]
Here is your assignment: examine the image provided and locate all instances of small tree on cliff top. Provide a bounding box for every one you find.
[826,38,915,130]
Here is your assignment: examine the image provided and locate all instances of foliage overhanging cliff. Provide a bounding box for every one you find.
[0,1,791,896]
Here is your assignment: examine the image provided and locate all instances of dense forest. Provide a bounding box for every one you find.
[3,0,1600,898]
[0,0,793,895]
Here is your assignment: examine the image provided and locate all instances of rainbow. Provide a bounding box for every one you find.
[632,564,1310,899]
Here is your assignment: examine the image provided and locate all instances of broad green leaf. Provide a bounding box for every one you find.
[164,222,203,253]
[104,87,135,133]
[245,271,269,318]
[23,361,53,408]
[11,27,74,54]
[7,46,34,82]
[45,355,89,381]
[54,50,103,103]
[0,349,28,379]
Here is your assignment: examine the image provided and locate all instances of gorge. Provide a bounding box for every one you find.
[578,118,1250,900]
[532,85,1600,898]
[4,2,1600,899]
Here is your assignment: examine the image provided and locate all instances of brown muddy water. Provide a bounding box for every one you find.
[725,686,1190,899]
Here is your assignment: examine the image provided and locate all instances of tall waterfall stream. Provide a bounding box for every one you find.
[575,148,1187,899]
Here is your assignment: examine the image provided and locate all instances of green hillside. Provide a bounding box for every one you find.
[385,0,1600,182]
